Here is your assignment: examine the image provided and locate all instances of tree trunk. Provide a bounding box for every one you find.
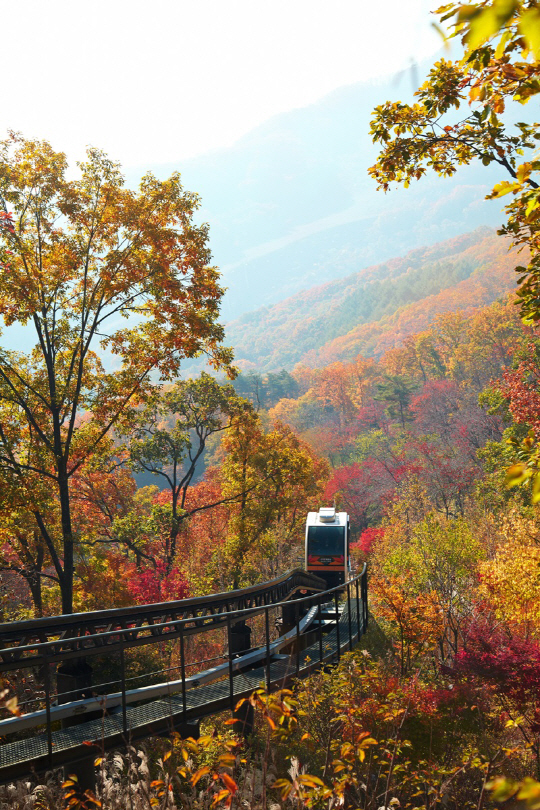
[58,468,74,614]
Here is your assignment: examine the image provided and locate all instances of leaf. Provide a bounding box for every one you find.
[431,21,451,52]
[4,696,21,716]
[93,757,103,767]
[218,753,236,767]
[517,778,540,808]
[211,789,231,806]
[520,8,540,59]
[273,778,293,800]
[466,8,501,50]
[532,474,540,505]
[505,463,531,488]
[517,163,532,183]
[163,750,172,762]
[490,181,520,197]
[83,793,102,807]
[526,195,540,218]
[220,773,238,794]
[297,775,326,788]
[191,766,210,786]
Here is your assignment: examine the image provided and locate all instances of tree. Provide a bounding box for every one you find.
[374,374,417,428]
[127,373,250,573]
[369,0,539,320]
[0,133,232,613]
[369,0,540,501]
[219,416,328,588]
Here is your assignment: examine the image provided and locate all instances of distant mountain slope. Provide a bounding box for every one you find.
[135,72,507,321]
[226,228,521,371]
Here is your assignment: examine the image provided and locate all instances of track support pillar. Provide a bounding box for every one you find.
[229,620,254,737]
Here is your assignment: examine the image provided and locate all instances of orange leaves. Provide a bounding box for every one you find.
[372,574,444,673]
[0,133,235,612]
[190,766,211,786]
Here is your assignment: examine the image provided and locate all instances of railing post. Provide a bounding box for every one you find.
[295,600,300,674]
[355,577,361,639]
[57,655,96,790]
[362,567,369,630]
[43,658,53,767]
[226,613,234,710]
[230,618,254,737]
[317,594,323,665]
[265,607,271,692]
[120,641,128,736]
[180,622,187,717]
[347,581,352,651]
[281,599,296,636]
[334,589,341,661]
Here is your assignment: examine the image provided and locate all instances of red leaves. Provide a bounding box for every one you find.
[127,560,189,605]
[353,527,385,556]
[452,617,540,703]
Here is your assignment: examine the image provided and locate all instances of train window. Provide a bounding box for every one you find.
[307,526,345,556]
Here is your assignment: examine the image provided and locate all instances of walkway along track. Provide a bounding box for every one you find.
[0,566,368,783]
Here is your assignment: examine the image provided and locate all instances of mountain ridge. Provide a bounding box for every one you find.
[225,227,520,371]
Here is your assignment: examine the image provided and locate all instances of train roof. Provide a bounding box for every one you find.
[306,508,348,528]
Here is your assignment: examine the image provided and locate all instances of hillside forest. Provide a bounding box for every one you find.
[0,0,540,808]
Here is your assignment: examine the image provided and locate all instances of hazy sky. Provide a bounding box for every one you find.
[3,0,442,168]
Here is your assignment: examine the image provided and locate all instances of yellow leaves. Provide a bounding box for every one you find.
[490,180,521,197]
[515,778,540,809]
[469,83,484,101]
[454,0,519,52]
[211,789,231,806]
[273,778,293,800]
[505,462,532,488]
[517,162,533,184]
[296,774,326,788]
[519,7,540,59]
[505,715,525,728]
[217,753,236,768]
[478,511,540,633]
[489,776,540,809]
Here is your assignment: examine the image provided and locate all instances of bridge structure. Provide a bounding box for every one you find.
[0,565,368,785]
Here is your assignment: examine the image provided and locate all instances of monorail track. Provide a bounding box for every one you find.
[0,567,368,783]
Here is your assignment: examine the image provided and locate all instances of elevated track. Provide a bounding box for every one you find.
[0,566,368,783]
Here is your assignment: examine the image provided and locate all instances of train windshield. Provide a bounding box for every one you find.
[307,526,345,556]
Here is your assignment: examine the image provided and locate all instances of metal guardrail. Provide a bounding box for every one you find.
[0,568,326,668]
[0,565,368,783]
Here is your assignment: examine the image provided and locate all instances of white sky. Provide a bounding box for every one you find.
[2,0,442,168]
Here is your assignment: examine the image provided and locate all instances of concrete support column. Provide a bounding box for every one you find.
[57,659,97,791]
[229,620,254,738]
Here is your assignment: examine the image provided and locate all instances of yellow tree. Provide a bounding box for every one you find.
[219,415,328,588]
[0,133,232,613]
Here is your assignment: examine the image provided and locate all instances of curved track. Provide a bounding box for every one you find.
[0,566,368,783]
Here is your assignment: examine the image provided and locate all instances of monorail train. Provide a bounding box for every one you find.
[305,507,350,589]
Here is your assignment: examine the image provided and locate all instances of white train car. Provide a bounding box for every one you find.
[305,507,350,588]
